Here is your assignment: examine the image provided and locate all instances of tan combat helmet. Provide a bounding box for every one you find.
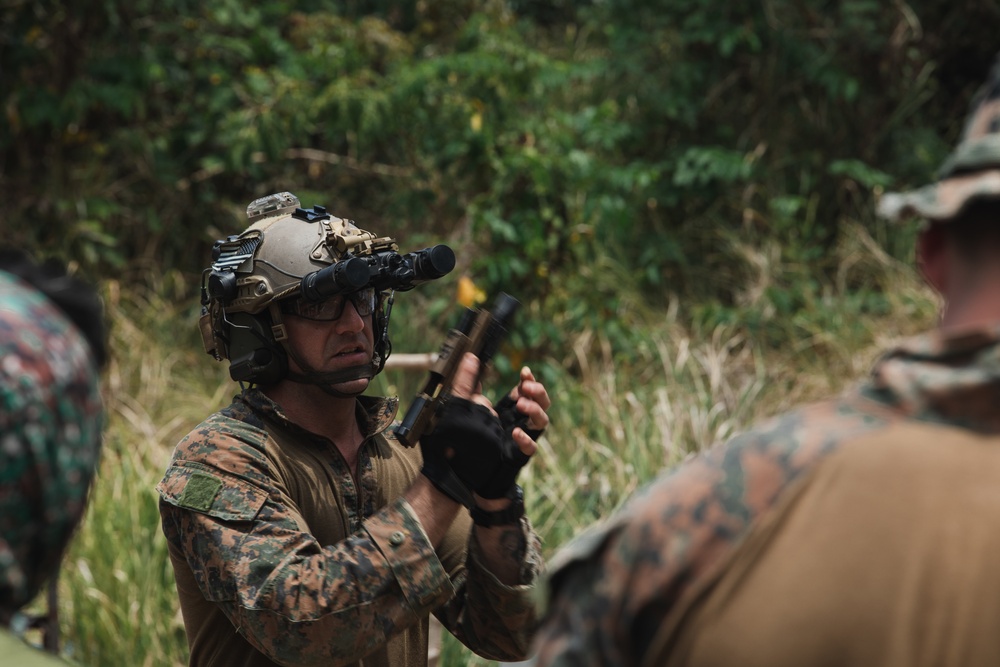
[880,54,1000,222]
[199,192,455,386]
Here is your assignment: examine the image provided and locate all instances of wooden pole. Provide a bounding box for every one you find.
[383,353,436,371]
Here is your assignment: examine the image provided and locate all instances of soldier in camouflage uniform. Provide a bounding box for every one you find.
[529,56,1000,667]
[157,195,550,667]
[0,251,106,665]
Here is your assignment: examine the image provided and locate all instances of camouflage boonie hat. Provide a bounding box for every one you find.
[0,271,104,614]
[879,54,1000,222]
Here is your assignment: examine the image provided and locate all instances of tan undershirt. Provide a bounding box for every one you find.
[651,421,1000,667]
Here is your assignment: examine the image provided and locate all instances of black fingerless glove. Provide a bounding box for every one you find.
[419,398,504,508]
[474,395,540,499]
[495,394,546,441]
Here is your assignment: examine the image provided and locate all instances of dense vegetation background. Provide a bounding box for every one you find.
[2,1,997,664]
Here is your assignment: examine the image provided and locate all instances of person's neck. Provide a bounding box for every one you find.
[938,271,1000,334]
[262,381,365,461]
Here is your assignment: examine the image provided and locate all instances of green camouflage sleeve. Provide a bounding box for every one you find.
[433,516,544,661]
[158,423,457,666]
[530,400,889,666]
[0,272,104,614]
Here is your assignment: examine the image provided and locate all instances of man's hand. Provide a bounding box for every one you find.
[472,366,551,500]
[419,353,551,506]
[418,353,504,507]
[407,352,503,544]
[450,351,499,411]
[504,365,551,449]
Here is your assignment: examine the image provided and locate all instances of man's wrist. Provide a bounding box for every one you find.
[472,494,513,511]
[471,485,525,527]
[420,464,475,509]
[405,475,462,548]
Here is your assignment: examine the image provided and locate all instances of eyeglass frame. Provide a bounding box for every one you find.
[279,287,377,322]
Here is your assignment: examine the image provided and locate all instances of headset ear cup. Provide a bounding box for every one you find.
[226,312,288,385]
[229,347,286,384]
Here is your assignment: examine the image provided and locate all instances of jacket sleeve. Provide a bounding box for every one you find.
[433,514,545,662]
[157,438,455,667]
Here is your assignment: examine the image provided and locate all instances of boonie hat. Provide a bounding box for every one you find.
[879,53,1000,222]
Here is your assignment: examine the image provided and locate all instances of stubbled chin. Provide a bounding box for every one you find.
[332,376,371,393]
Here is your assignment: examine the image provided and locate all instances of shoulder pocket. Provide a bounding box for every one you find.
[157,460,267,522]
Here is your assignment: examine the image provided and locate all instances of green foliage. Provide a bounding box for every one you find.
[1,2,993,664]
[4,0,986,336]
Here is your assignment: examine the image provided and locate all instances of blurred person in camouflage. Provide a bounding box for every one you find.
[0,251,107,665]
[529,54,1000,667]
[157,193,550,667]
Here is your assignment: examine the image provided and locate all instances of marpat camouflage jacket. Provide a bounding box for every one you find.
[531,326,1000,667]
[158,390,542,667]
[0,271,103,613]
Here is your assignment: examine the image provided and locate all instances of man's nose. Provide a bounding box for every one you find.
[334,299,366,332]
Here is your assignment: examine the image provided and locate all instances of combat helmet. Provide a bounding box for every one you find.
[199,192,455,388]
[880,54,1000,222]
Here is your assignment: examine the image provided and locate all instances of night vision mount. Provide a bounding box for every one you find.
[294,205,457,303]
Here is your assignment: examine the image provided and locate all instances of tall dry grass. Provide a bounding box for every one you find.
[60,270,233,667]
[44,223,937,666]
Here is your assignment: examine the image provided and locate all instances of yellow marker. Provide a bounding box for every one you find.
[456,275,486,308]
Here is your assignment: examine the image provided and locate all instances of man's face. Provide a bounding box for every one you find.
[281,289,377,394]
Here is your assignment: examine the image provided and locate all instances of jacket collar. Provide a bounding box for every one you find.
[238,387,399,439]
[865,325,1000,431]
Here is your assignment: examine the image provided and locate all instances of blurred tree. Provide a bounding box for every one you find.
[1,0,995,349]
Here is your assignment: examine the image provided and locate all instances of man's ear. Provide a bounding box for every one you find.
[916,222,949,294]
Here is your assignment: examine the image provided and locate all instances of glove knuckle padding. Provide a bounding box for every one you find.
[420,398,505,504]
